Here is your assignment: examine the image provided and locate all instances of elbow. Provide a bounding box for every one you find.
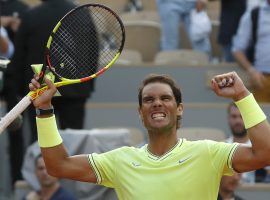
[255,151,270,168]
[47,168,61,178]
[232,50,242,59]
[46,164,65,178]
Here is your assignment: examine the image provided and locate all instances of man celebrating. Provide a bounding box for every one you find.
[29,71,270,199]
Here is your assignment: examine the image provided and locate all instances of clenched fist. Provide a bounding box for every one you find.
[211,71,250,101]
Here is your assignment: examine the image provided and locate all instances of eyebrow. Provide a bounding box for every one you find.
[161,94,173,98]
[142,94,173,100]
[142,96,153,101]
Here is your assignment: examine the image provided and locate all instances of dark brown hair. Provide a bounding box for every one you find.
[138,74,182,107]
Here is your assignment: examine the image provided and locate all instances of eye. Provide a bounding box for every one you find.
[162,96,172,101]
[143,97,153,103]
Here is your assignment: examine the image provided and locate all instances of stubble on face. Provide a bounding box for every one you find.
[139,83,180,134]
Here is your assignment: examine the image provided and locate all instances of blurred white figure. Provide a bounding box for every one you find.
[0,26,14,58]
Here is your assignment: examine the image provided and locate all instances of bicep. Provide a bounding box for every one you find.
[65,154,97,183]
[232,144,265,172]
[41,145,97,183]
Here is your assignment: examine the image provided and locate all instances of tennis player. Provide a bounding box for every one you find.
[29,71,270,199]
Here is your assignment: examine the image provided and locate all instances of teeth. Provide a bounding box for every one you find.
[152,113,165,119]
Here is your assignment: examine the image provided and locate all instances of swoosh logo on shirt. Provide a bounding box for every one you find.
[132,162,141,167]
[179,156,192,164]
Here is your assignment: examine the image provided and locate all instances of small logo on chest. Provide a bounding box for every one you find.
[178,156,192,164]
[132,162,141,167]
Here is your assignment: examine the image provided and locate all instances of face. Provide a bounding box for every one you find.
[138,82,182,132]
[35,157,58,187]
[220,173,241,193]
[228,106,246,138]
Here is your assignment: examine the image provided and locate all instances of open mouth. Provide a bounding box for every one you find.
[151,112,166,120]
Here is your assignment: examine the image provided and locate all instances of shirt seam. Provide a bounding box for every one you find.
[227,143,239,170]
[88,154,102,184]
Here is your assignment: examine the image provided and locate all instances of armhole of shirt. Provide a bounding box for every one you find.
[226,143,239,171]
[87,154,102,184]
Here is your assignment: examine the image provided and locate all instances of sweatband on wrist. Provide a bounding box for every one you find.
[235,93,266,129]
[36,115,63,147]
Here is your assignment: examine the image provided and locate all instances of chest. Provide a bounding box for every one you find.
[114,153,218,200]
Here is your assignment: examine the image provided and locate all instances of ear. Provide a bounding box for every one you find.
[138,107,143,122]
[177,103,183,117]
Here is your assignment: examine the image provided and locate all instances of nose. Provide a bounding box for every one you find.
[153,99,162,107]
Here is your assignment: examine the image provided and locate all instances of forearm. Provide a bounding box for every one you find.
[31,73,96,182]
[36,115,96,182]
[233,51,254,72]
[41,143,70,177]
[36,115,67,176]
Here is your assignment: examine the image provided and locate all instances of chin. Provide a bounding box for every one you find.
[151,124,174,132]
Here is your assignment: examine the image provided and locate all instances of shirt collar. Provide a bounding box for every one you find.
[145,138,183,161]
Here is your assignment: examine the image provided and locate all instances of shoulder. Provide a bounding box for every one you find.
[182,139,237,154]
[203,139,238,151]
[113,146,143,156]
[91,146,142,159]
[179,139,212,156]
[182,139,214,148]
[181,139,208,148]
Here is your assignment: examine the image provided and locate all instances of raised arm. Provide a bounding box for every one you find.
[29,77,97,183]
[211,71,270,172]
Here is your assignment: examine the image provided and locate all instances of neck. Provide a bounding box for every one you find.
[40,182,60,200]
[147,129,178,156]
[233,135,249,144]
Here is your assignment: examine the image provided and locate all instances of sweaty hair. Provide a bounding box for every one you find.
[138,74,182,129]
